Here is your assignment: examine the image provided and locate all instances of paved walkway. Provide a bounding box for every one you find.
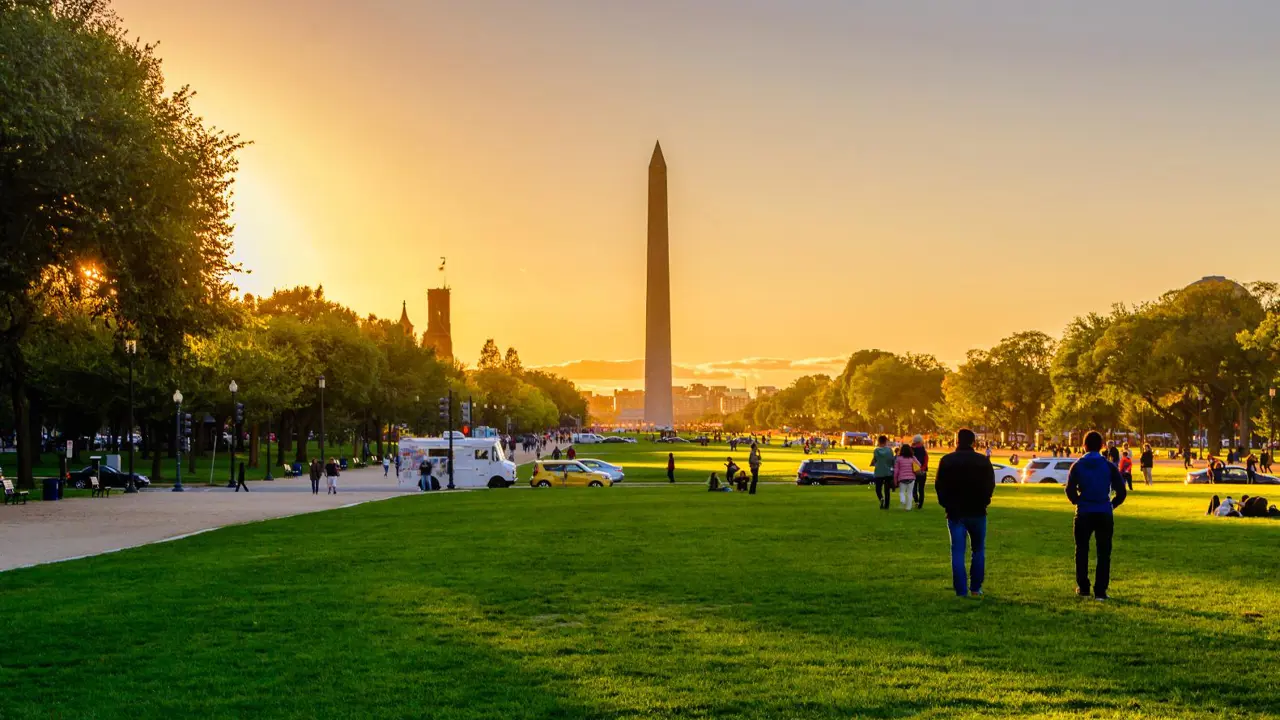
[0,465,418,572]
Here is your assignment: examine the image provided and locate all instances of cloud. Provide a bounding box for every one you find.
[533,355,849,387]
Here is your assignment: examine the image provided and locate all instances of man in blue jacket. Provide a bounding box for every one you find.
[1066,431,1128,601]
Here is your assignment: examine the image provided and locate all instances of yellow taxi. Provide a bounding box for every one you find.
[529,460,614,487]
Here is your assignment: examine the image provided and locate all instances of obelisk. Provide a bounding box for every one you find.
[645,141,674,428]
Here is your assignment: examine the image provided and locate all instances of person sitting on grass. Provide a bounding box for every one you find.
[1212,495,1240,517]
[1239,495,1271,518]
[707,472,720,492]
[725,457,739,489]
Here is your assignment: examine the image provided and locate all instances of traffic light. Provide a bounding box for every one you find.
[182,413,193,437]
[461,424,471,437]
[438,397,449,422]
[461,401,472,424]
[234,403,245,424]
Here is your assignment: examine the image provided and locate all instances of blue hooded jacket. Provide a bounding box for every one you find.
[1066,452,1127,514]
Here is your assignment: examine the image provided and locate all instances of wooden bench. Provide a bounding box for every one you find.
[2,478,29,505]
[90,477,111,498]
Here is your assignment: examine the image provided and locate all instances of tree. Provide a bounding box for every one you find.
[845,353,945,434]
[502,347,522,373]
[1,1,244,486]
[945,332,1055,440]
[478,339,501,370]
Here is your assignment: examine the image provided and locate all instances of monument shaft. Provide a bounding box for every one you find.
[645,142,674,428]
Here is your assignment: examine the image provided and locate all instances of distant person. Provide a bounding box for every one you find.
[1212,495,1240,517]
[748,442,762,495]
[1240,494,1270,517]
[911,434,929,509]
[724,457,739,490]
[1119,451,1134,491]
[235,461,248,492]
[872,436,895,510]
[707,472,720,492]
[894,444,920,511]
[566,446,576,460]
[934,428,996,598]
[325,457,340,495]
[1246,453,1258,483]
[394,452,401,478]
[1206,494,1221,515]
[551,446,561,460]
[309,459,322,495]
[1066,431,1127,601]
[1106,442,1121,466]
[418,457,431,492]
[1140,444,1154,487]
[382,455,390,477]
[667,453,676,483]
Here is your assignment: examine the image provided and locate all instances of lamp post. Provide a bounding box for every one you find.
[318,375,326,464]
[173,390,185,492]
[124,339,139,493]
[1270,387,1276,453]
[264,410,274,481]
[227,380,239,488]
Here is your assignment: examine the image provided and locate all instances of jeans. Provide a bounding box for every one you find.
[874,477,891,509]
[913,472,926,508]
[947,516,987,596]
[1074,512,1114,596]
[310,477,320,494]
[897,480,915,510]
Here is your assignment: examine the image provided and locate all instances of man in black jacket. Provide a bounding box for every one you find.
[934,428,996,597]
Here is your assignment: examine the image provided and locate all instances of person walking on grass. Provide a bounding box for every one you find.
[1140,444,1154,487]
[1066,431,1127,601]
[1119,451,1134,491]
[911,434,929,509]
[309,458,322,495]
[935,429,995,598]
[325,457,340,495]
[667,452,676,483]
[748,442,762,495]
[872,435,895,510]
[894,444,920,510]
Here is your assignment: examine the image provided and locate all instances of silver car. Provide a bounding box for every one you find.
[577,459,625,482]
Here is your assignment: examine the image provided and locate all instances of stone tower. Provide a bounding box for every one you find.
[398,301,415,337]
[644,141,674,428]
[424,288,453,361]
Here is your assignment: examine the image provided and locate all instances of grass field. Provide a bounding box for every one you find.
[2,439,1278,718]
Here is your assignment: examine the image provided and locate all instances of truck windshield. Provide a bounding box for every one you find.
[492,443,506,463]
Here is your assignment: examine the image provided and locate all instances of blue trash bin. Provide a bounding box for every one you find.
[42,477,60,501]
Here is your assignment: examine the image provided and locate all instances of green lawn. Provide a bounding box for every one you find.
[2,439,1277,718]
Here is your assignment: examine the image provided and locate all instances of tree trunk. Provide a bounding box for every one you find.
[280,410,294,458]
[150,420,163,482]
[375,416,384,458]
[1207,401,1224,456]
[189,415,201,474]
[1238,400,1251,450]
[249,422,260,468]
[295,420,311,463]
[9,375,35,490]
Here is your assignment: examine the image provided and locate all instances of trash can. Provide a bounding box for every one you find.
[42,477,60,501]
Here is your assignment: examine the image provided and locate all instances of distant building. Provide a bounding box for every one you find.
[584,392,617,423]
[755,386,779,399]
[424,287,453,361]
[398,301,415,338]
[720,388,750,415]
[614,389,645,414]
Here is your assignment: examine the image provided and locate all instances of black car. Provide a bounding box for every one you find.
[68,465,151,489]
[797,459,875,485]
[1186,465,1280,485]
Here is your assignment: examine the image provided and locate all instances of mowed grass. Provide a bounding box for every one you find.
[2,441,1278,718]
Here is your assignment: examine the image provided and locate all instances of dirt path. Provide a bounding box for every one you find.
[0,465,417,572]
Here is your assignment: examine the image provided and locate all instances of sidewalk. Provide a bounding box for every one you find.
[0,465,415,572]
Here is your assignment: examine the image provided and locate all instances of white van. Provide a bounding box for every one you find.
[397,436,517,489]
[571,433,605,444]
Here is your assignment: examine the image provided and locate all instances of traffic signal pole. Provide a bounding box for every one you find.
[447,390,455,490]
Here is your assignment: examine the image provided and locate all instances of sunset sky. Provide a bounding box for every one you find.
[113,0,1280,391]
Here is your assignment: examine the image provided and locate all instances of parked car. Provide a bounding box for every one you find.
[529,460,613,487]
[1021,458,1076,485]
[67,465,151,489]
[601,436,636,444]
[658,436,689,443]
[991,462,1020,485]
[577,459,625,482]
[796,459,875,485]
[1186,465,1280,485]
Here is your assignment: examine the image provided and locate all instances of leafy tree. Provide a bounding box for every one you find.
[478,339,501,370]
[845,353,945,434]
[503,347,522,372]
[1,1,244,486]
[945,332,1055,440]
[523,370,588,424]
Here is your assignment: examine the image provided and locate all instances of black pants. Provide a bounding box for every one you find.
[235,477,248,492]
[913,472,926,508]
[310,477,319,494]
[1123,471,1133,491]
[1074,512,1114,596]
[874,478,891,509]
[667,468,675,483]
[749,465,759,495]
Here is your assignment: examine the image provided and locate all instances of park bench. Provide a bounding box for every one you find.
[2,478,29,505]
[90,477,111,498]
[283,462,303,477]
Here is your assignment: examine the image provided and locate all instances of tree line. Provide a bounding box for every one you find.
[0,1,585,487]
[733,278,1280,459]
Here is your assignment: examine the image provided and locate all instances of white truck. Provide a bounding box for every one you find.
[397,436,517,489]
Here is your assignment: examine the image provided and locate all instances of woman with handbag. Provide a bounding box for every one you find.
[894,444,921,511]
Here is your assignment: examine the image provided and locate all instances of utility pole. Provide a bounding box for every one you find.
[448,390,455,490]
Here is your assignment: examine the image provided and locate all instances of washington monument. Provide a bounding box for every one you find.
[645,141,674,428]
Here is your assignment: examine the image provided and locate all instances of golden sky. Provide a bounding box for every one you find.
[113,0,1280,391]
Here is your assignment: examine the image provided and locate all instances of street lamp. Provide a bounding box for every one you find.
[227,380,239,488]
[318,375,326,464]
[124,339,139,493]
[1270,387,1276,453]
[173,390,185,492]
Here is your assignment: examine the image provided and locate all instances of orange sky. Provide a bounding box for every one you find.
[113,0,1280,391]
